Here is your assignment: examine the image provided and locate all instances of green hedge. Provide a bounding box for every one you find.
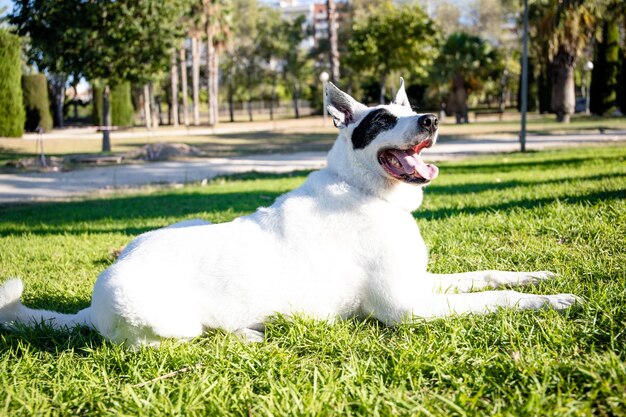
[92,82,134,127]
[22,74,53,132]
[111,82,134,127]
[0,30,25,137]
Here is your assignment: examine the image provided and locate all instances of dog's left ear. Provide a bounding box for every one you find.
[326,82,367,128]
[392,78,411,108]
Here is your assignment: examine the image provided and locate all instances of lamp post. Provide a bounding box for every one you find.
[320,71,329,125]
[585,61,593,115]
[519,0,529,152]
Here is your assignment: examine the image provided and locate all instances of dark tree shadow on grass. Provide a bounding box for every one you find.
[0,323,105,355]
[426,172,625,196]
[0,167,623,236]
[0,170,314,237]
[416,189,624,221]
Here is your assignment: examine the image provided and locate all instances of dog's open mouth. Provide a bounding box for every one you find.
[378,140,438,184]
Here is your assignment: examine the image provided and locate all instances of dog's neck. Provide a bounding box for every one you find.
[325,137,424,212]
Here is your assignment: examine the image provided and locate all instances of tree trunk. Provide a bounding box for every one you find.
[449,74,468,124]
[269,81,276,121]
[102,85,111,152]
[590,20,619,115]
[149,82,159,128]
[143,84,152,129]
[49,73,66,128]
[518,59,537,112]
[550,48,575,123]
[209,52,219,125]
[170,50,179,126]
[327,0,340,82]
[537,66,551,114]
[156,96,163,125]
[293,82,300,119]
[248,100,253,122]
[72,83,79,119]
[379,74,387,104]
[180,47,189,126]
[205,0,219,126]
[619,50,626,115]
[228,83,235,122]
[191,35,200,126]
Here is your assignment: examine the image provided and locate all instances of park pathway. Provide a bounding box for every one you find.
[1,131,624,203]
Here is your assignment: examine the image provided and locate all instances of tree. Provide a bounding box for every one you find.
[11,0,190,150]
[255,5,284,121]
[222,0,261,122]
[589,6,620,115]
[433,32,503,123]
[170,51,180,126]
[183,1,205,126]
[93,82,134,127]
[22,73,53,132]
[279,15,314,119]
[203,0,230,126]
[346,1,439,103]
[432,1,463,38]
[528,0,598,122]
[0,29,25,137]
[327,0,340,82]
[10,0,85,128]
[179,45,190,126]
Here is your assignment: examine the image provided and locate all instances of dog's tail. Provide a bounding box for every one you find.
[0,279,94,330]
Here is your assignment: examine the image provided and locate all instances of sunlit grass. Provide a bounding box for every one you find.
[0,145,625,415]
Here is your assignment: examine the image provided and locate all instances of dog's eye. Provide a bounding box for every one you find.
[352,109,398,150]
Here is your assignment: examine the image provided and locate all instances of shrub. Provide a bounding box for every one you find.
[111,82,134,127]
[92,82,134,127]
[0,30,25,137]
[92,85,103,126]
[22,74,54,132]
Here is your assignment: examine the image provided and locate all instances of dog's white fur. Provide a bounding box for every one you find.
[0,81,579,347]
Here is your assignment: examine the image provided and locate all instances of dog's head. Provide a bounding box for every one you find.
[325,79,438,208]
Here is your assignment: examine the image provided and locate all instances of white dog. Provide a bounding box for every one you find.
[0,80,579,347]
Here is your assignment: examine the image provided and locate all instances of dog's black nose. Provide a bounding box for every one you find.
[418,114,438,133]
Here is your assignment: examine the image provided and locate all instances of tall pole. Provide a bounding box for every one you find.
[585,61,594,115]
[519,0,529,153]
[320,72,329,125]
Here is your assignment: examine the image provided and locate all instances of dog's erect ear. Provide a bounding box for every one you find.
[392,78,411,108]
[326,82,367,128]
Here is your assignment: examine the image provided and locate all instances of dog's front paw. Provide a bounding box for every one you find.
[545,293,583,310]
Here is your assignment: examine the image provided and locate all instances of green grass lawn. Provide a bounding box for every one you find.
[0,145,625,416]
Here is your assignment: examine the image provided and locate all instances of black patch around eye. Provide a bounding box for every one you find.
[351,109,398,150]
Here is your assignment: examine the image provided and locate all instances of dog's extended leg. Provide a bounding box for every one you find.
[368,286,580,325]
[427,271,555,293]
[406,290,581,320]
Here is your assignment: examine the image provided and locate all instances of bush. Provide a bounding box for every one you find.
[111,82,134,127]
[92,82,134,127]
[22,74,53,132]
[0,30,25,137]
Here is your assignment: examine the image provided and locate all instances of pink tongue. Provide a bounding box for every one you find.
[389,149,439,180]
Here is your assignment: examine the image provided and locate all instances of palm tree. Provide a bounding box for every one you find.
[203,0,230,126]
[434,32,503,124]
[327,0,340,82]
[529,0,598,122]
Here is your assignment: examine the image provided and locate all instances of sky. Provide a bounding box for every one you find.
[0,0,12,17]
